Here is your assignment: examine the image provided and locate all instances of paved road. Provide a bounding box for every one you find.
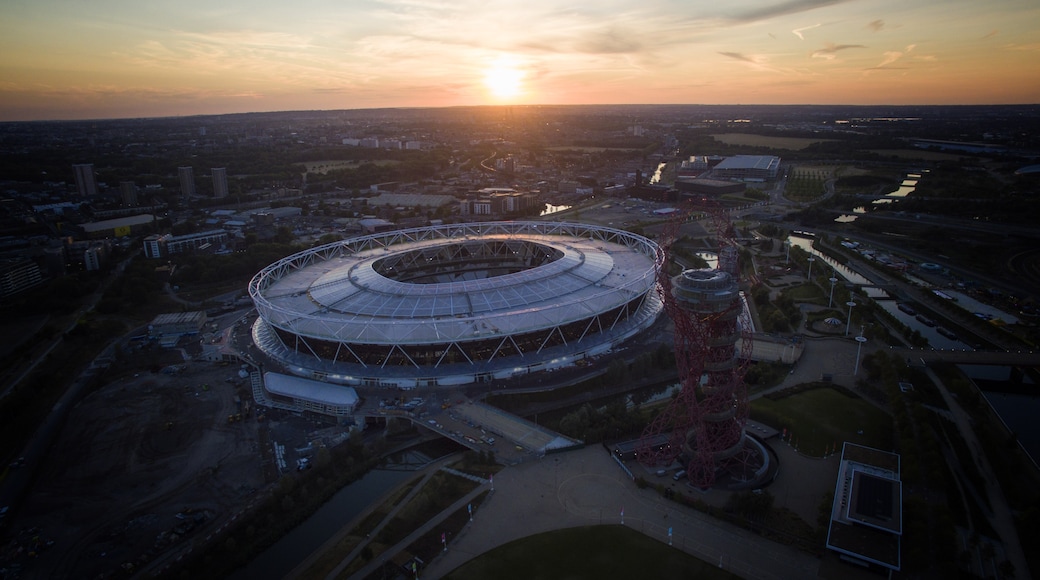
[421,446,823,580]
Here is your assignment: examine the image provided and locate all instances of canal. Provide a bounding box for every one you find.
[228,446,449,580]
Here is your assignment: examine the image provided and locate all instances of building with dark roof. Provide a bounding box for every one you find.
[826,442,902,573]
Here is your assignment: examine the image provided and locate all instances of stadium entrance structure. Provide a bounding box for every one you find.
[249,222,663,389]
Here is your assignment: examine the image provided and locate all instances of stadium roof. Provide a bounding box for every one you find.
[250,222,658,345]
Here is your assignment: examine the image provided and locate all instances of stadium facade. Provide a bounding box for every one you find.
[249,221,663,389]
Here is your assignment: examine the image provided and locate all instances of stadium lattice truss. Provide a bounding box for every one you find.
[249,221,663,388]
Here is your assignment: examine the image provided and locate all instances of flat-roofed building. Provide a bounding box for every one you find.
[80,214,155,239]
[712,155,781,182]
[142,230,228,259]
[826,442,902,573]
[148,311,208,346]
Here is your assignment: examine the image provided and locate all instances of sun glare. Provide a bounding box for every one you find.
[483,59,524,99]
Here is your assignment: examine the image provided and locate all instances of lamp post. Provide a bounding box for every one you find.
[784,239,791,264]
[828,277,838,308]
[806,256,815,280]
[854,334,868,375]
[845,300,856,336]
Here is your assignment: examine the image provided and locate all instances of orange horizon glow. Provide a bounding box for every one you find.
[0,1,1038,121]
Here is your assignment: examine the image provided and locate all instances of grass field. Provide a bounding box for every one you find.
[751,385,894,456]
[545,146,642,152]
[442,525,739,580]
[866,149,966,161]
[712,133,833,151]
[783,282,827,304]
[296,159,400,174]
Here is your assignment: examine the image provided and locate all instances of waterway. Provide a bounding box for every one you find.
[963,365,1040,466]
[833,172,922,223]
[786,233,1036,464]
[540,203,572,216]
[650,162,667,184]
[228,448,440,580]
[786,235,877,289]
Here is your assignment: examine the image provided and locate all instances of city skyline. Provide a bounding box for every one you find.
[1,0,1039,122]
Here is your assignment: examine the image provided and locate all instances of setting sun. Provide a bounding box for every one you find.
[483,59,525,99]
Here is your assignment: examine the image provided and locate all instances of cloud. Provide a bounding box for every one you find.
[982,29,999,40]
[719,51,758,64]
[792,24,820,40]
[574,28,644,54]
[730,0,854,24]
[867,20,884,32]
[811,42,866,60]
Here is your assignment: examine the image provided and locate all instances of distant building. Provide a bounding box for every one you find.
[359,218,395,234]
[212,167,229,198]
[675,178,746,197]
[405,141,421,150]
[82,244,107,271]
[72,164,97,197]
[80,214,155,239]
[459,189,537,216]
[677,155,723,178]
[148,311,208,347]
[120,181,138,206]
[0,257,43,298]
[712,155,781,182]
[359,137,380,148]
[459,197,492,216]
[558,180,580,194]
[178,166,196,199]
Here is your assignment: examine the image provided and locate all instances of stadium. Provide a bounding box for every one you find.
[249,221,663,389]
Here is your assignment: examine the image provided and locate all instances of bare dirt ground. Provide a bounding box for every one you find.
[10,360,268,579]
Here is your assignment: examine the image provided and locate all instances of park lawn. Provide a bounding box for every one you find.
[751,386,893,456]
[442,525,739,580]
[711,133,833,151]
[783,282,826,303]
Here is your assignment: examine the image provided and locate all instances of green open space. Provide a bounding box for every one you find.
[442,525,739,580]
[751,384,894,456]
[711,133,833,151]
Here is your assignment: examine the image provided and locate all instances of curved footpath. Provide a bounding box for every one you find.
[420,446,820,580]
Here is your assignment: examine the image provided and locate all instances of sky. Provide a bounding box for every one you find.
[1,0,1038,121]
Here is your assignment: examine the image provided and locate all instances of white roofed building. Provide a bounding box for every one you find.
[249,222,662,389]
[712,155,781,182]
[263,372,359,422]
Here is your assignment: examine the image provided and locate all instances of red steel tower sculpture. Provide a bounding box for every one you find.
[637,203,757,488]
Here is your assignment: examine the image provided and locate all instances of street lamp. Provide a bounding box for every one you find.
[784,239,791,264]
[854,334,868,375]
[845,300,856,336]
[828,277,838,308]
[806,256,815,280]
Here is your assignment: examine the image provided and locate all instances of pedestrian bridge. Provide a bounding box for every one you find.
[891,347,1040,367]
